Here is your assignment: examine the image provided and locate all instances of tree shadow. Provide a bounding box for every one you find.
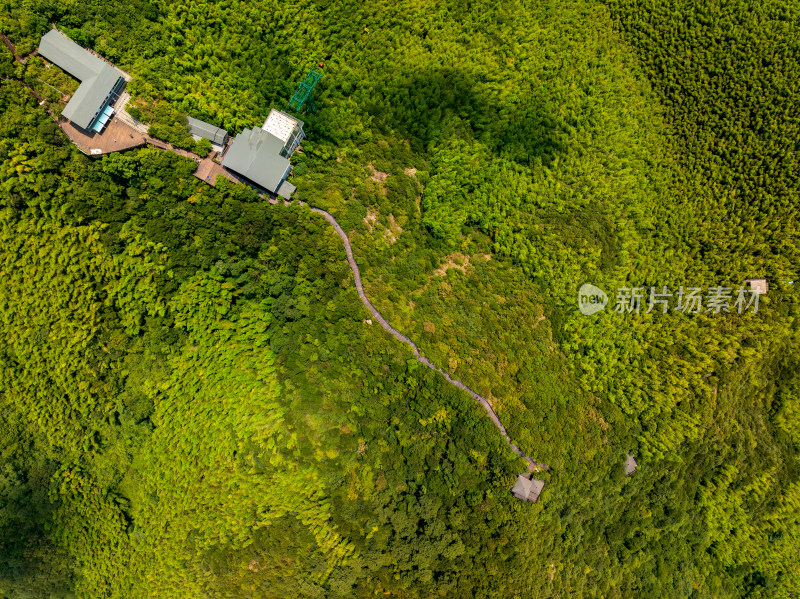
[369,66,566,169]
[492,98,566,169]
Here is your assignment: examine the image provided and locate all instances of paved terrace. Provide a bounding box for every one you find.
[144,137,248,187]
[58,115,145,154]
[57,113,247,187]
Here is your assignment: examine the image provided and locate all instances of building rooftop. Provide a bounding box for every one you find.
[745,279,769,295]
[625,454,638,476]
[262,108,303,144]
[277,180,296,200]
[222,127,291,194]
[187,116,228,146]
[511,475,545,502]
[38,30,124,130]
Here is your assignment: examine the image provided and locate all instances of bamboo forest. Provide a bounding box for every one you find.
[0,0,798,597]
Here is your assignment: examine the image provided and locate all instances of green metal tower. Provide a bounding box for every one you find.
[289,68,323,112]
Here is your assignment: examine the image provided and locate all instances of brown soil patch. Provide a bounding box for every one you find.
[432,253,491,276]
[586,406,611,431]
[363,208,378,232]
[369,164,388,183]
[448,355,458,371]
[383,213,403,244]
[496,355,510,376]
[367,163,389,195]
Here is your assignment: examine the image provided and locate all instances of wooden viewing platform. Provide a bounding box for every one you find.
[194,155,231,185]
[58,116,145,154]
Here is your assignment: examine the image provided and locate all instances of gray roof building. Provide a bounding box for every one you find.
[222,127,292,195]
[187,116,228,146]
[625,454,638,476]
[221,109,305,197]
[277,180,296,200]
[38,30,125,131]
[262,108,304,156]
[511,475,545,502]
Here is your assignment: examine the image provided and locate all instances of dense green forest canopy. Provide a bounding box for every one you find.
[0,0,798,597]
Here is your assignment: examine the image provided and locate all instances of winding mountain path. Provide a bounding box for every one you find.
[1,33,37,64]
[310,207,548,472]
[0,43,546,472]
[1,75,45,102]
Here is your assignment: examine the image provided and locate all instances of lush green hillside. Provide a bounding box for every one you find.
[0,0,798,597]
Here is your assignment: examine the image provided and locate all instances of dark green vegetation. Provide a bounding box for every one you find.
[0,0,798,597]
